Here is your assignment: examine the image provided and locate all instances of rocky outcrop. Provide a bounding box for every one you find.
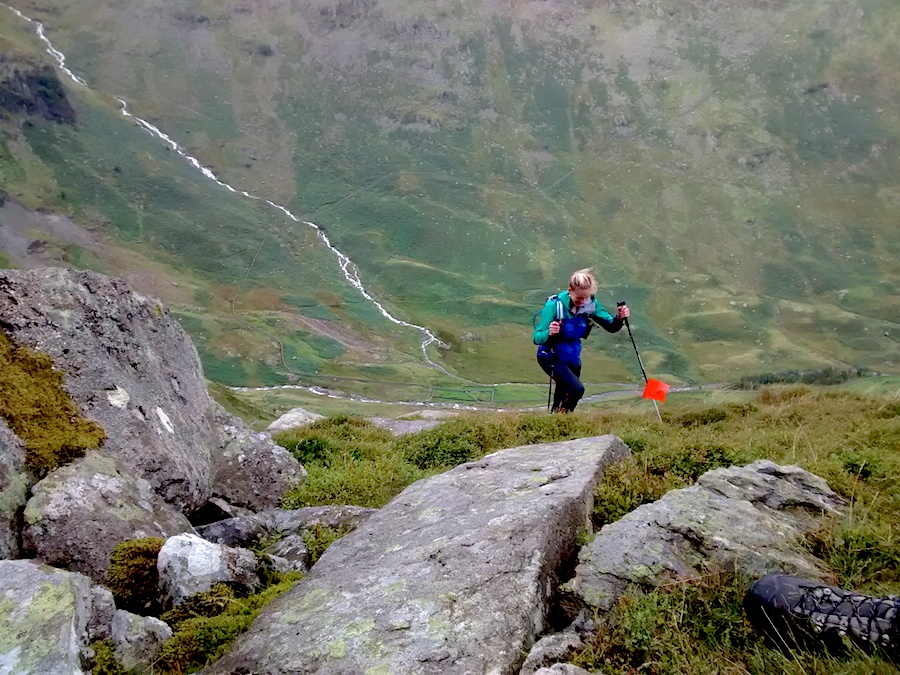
[0,268,217,513]
[534,665,592,675]
[368,410,460,436]
[196,505,379,575]
[0,420,28,559]
[207,435,631,674]
[367,417,444,436]
[157,533,262,608]
[87,585,117,641]
[22,453,195,584]
[0,64,76,124]
[109,610,173,671]
[563,460,846,614]
[0,268,306,522]
[210,405,307,512]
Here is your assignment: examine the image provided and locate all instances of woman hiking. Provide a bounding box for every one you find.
[533,268,630,413]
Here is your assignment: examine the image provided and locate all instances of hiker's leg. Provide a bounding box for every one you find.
[537,352,563,411]
[561,364,584,412]
[551,362,584,413]
[552,380,566,412]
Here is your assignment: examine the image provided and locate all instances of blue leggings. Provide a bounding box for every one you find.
[537,353,585,413]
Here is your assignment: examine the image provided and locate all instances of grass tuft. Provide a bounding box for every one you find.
[302,525,348,566]
[569,571,898,674]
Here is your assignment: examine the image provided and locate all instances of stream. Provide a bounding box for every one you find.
[4,3,459,382]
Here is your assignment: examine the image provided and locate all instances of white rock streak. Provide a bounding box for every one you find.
[155,407,175,435]
[4,3,451,373]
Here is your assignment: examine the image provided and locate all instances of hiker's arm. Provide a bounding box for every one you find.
[533,302,557,345]
[591,303,625,333]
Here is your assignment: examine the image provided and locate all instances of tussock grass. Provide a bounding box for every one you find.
[106,537,165,615]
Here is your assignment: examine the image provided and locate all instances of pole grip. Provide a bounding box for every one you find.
[616,300,630,327]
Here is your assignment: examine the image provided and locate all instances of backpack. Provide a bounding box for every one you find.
[534,295,592,366]
[533,295,593,338]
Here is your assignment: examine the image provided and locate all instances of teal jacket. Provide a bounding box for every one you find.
[533,290,622,344]
[533,290,623,365]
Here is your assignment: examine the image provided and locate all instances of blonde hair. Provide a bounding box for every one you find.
[569,268,597,294]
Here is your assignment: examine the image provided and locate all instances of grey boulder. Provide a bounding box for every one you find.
[0,559,94,674]
[564,460,847,613]
[266,407,323,432]
[366,417,445,436]
[0,420,29,559]
[157,533,261,608]
[22,453,195,584]
[109,610,173,672]
[206,435,630,674]
[87,585,117,641]
[196,505,378,548]
[534,666,593,675]
[210,405,307,512]
[0,268,217,513]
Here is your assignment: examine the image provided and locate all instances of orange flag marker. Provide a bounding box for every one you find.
[642,378,670,402]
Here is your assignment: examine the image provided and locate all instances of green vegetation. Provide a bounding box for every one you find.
[568,571,897,674]
[302,525,349,566]
[0,331,106,475]
[270,385,900,672]
[154,573,303,673]
[90,639,127,675]
[735,367,871,389]
[3,0,899,393]
[104,537,304,673]
[276,412,646,508]
[278,417,431,509]
[106,537,165,615]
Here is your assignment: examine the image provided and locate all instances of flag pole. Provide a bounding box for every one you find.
[618,302,662,422]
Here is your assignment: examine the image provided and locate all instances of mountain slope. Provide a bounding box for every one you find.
[2,0,898,392]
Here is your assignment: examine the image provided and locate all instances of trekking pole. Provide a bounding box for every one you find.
[546,300,565,413]
[547,367,553,412]
[617,301,662,422]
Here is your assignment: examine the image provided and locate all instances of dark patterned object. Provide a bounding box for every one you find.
[745,574,899,656]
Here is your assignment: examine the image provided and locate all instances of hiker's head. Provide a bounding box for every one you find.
[569,268,597,305]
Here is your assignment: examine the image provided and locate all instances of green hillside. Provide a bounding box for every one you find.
[1,0,898,397]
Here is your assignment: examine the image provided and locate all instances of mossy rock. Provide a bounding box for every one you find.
[0,331,105,476]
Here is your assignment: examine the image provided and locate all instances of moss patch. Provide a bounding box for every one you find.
[90,639,127,675]
[106,537,165,615]
[155,573,303,673]
[0,332,106,475]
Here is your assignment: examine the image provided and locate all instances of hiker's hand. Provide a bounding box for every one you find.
[549,321,561,336]
[617,304,630,320]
